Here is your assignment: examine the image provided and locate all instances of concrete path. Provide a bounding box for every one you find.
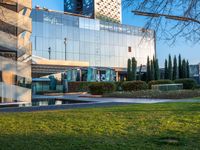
[33,94,200,104]
[0,93,199,113]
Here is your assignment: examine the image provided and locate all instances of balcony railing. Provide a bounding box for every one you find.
[0,6,32,33]
[0,30,32,58]
[0,0,32,9]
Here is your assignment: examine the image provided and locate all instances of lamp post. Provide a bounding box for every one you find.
[132,10,200,24]
[48,47,51,60]
[64,37,67,61]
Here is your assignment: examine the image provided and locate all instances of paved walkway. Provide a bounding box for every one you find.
[0,93,199,113]
[33,94,200,104]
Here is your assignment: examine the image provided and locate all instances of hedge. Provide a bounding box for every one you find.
[114,81,124,91]
[148,80,174,89]
[121,81,148,91]
[68,82,92,92]
[174,78,197,89]
[88,82,116,95]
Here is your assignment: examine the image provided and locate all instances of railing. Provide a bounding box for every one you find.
[0,30,31,58]
[0,6,32,33]
[0,56,31,79]
[0,82,31,103]
[1,0,32,9]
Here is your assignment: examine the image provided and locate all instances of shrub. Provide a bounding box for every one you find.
[68,82,92,92]
[104,89,200,99]
[89,82,116,95]
[114,81,124,91]
[121,81,148,91]
[174,78,197,89]
[148,80,174,89]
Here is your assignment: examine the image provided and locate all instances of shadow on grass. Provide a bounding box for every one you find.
[0,132,199,150]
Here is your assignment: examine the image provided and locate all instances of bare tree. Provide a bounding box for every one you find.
[123,0,200,44]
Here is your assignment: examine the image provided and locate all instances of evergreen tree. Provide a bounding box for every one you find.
[164,59,168,79]
[147,56,151,82]
[186,60,190,78]
[173,56,177,80]
[138,64,142,80]
[131,57,137,80]
[178,54,182,79]
[150,60,155,80]
[155,59,160,80]
[168,54,173,80]
[182,59,187,78]
[127,59,132,81]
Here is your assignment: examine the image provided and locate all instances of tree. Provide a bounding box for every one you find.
[131,57,137,80]
[182,59,187,78]
[164,59,168,79]
[186,60,190,78]
[138,64,142,80]
[127,59,132,81]
[150,60,155,80]
[124,0,200,43]
[146,56,151,82]
[178,54,182,79]
[154,58,160,80]
[168,54,172,80]
[173,56,177,80]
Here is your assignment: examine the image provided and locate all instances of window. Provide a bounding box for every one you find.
[128,46,132,52]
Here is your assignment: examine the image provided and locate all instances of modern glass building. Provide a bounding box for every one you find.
[64,0,122,23]
[31,9,155,73]
[64,0,94,17]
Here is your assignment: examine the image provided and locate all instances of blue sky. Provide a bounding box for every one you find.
[32,0,200,66]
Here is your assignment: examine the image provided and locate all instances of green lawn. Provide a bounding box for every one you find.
[0,103,200,150]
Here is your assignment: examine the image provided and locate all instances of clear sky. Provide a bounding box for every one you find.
[32,0,200,66]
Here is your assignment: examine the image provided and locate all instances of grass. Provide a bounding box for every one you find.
[0,103,200,150]
[105,89,200,99]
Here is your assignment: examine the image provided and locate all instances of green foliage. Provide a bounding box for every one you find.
[138,64,142,80]
[150,60,155,80]
[154,59,160,80]
[148,80,174,89]
[174,78,197,89]
[164,59,168,79]
[187,60,190,78]
[105,89,200,99]
[173,56,178,80]
[131,57,137,80]
[182,59,187,78]
[178,54,182,79]
[127,59,132,81]
[121,81,148,91]
[114,81,124,91]
[89,82,116,95]
[168,54,173,80]
[68,82,92,92]
[146,56,151,82]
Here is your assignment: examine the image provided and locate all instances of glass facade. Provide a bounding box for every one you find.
[31,9,155,69]
[64,0,94,17]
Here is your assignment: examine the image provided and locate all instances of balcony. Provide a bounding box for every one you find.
[0,0,32,9]
[0,30,31,58]
[0,6,32,33]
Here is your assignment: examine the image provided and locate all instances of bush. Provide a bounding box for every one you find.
[174,78,197,89]
[89,82,116,95]
[114,81,124,91]
[148,80,174,89]
[121,81,148,91]
[68,82,92,92]
[104,89,200,99]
